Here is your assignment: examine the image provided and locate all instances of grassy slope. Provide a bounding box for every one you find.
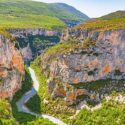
[75,11,125,31]
[76,18,125,31]
[78,11,125,31]
[100,11,125,20]
[50,3,89,20]
[71,100,125,125]
[0,0,88,29]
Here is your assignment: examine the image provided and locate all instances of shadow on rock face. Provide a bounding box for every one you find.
[66,79,125,106]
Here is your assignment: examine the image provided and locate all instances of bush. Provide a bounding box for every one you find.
[71,100,125,125]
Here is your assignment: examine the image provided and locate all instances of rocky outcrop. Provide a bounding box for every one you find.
[8,28,61,63]
[40,28,125,105]
[0,34,24,98]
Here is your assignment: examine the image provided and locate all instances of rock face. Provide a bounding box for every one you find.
[0,34,24,98]
[8,28,61,63]
[40,28,125,105]
[61,29,125,81]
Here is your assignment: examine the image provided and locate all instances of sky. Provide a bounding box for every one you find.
[33,0,125,18]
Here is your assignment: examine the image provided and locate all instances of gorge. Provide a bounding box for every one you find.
[0,0,125,125]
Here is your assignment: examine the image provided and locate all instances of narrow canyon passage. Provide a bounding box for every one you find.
[16,67,67,125]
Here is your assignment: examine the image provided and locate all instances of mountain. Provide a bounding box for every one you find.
[100,10,125,20]
[50,3,89,20]
[0,0,89,29]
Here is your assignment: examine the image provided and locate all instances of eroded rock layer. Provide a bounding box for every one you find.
[0,34,24,98]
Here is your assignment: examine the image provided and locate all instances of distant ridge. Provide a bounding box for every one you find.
[100,10,125,20]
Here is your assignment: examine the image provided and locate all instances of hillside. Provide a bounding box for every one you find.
[75,18,125,31]
[0,0,89,29]
[75,10,125,31]
[100,10,125,20]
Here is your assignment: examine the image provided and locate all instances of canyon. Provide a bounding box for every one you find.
[0,0,124,125]
[0,25,125,114]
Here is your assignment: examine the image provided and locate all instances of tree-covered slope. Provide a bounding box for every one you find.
[0,0,89,29]
[100,10,125,20]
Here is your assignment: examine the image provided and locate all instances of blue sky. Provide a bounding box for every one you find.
[33,0,125,18]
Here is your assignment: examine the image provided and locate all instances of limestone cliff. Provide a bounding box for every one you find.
[0,33,24,98]
[40,28,125,105]
[8,28,61,63]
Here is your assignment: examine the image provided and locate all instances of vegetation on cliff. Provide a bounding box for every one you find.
[39,37,97,65]
[0,29,16,41]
